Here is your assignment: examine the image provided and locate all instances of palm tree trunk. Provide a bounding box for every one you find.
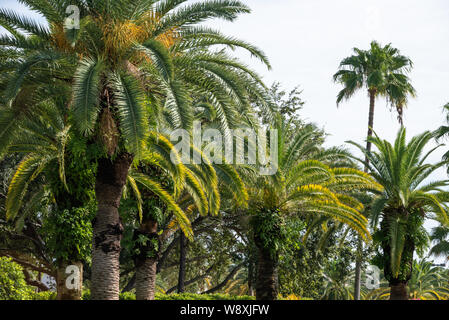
[91,153,133,300]
[354,88,377,300]
[353,242,363,300]
[390,282,408,300]
[135,220,158,300]
[255,244,278,300]
[177,231,187,293]
[365,88,377,163]
[248,258,255,296]
[56,261,83,300]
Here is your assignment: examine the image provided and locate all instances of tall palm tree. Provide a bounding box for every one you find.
[0,0,270,299]
[349,128,449,300]
[333,40,416,299]
[248,116,381,300]
[334,40,415,138]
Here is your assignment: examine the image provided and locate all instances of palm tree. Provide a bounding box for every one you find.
[434,102,449,168]
[334,40,415,138]
[366,259,449,300]
[0,96,92,299]
[321,264,354,300]
[248,116,381,300]
[408,259,449,300]
[333,40,416,299]
[349,128,449,300]
[0,0,270,299]
[429,225,449,261]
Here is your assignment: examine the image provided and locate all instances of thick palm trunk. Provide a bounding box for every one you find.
[91,153,133,300]
[56,261,83,300]
[135,220,158,300]
[255,245,278,300]
[353,88,377,300]
[177,231,187,293]
[390,282,408,300]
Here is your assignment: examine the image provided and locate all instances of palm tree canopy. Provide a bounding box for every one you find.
[249,116,382,241]
[333,40,416,124]
[349,128,449,227]
[0,0,272,161]
[349,128,449,277]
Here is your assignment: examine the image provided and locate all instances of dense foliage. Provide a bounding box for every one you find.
[0,0,448,301]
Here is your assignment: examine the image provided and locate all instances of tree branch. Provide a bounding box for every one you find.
[201,263,244,294]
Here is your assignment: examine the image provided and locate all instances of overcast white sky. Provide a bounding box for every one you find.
[2,0,449,262]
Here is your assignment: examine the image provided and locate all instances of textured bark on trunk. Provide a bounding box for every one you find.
[135,220,158,300]
[390,282,409,300]
[177,231,187,293]
[248,259,255,296]
[91,153,133,300]
[353,243,362,300]
[255,245,278,300]
[56,261,83,300]
[353,88,377,300]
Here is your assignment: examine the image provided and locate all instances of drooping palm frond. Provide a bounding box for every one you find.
[110,72,148,158]
[130,171,193,240]
[71,57,104,135]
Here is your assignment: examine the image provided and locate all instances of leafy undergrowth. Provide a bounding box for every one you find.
[28,291,255,300]
[28,290,313,300]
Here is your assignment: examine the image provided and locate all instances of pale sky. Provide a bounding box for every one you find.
[2,0,449,263]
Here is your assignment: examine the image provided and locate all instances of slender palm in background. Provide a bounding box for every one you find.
[333,40,416,299]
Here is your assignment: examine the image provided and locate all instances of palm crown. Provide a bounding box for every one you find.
[250,116,382,241]
[349,128,449,282]
[0,0,271,159]
[333,40,415,125]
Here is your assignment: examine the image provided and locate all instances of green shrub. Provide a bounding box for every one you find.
[28,291,57,300]
[0,257,33,300]
[120,292,136,300]
[81,289,254,300]
[155,293,255,300]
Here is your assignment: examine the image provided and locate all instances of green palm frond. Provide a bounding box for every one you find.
[72,57,104,135]
[0,8,51,39]
[131,171,193,240]
[110,72,148,158]
[137,39,174,81]
[153,1,250,37]
[6,154,49,220]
